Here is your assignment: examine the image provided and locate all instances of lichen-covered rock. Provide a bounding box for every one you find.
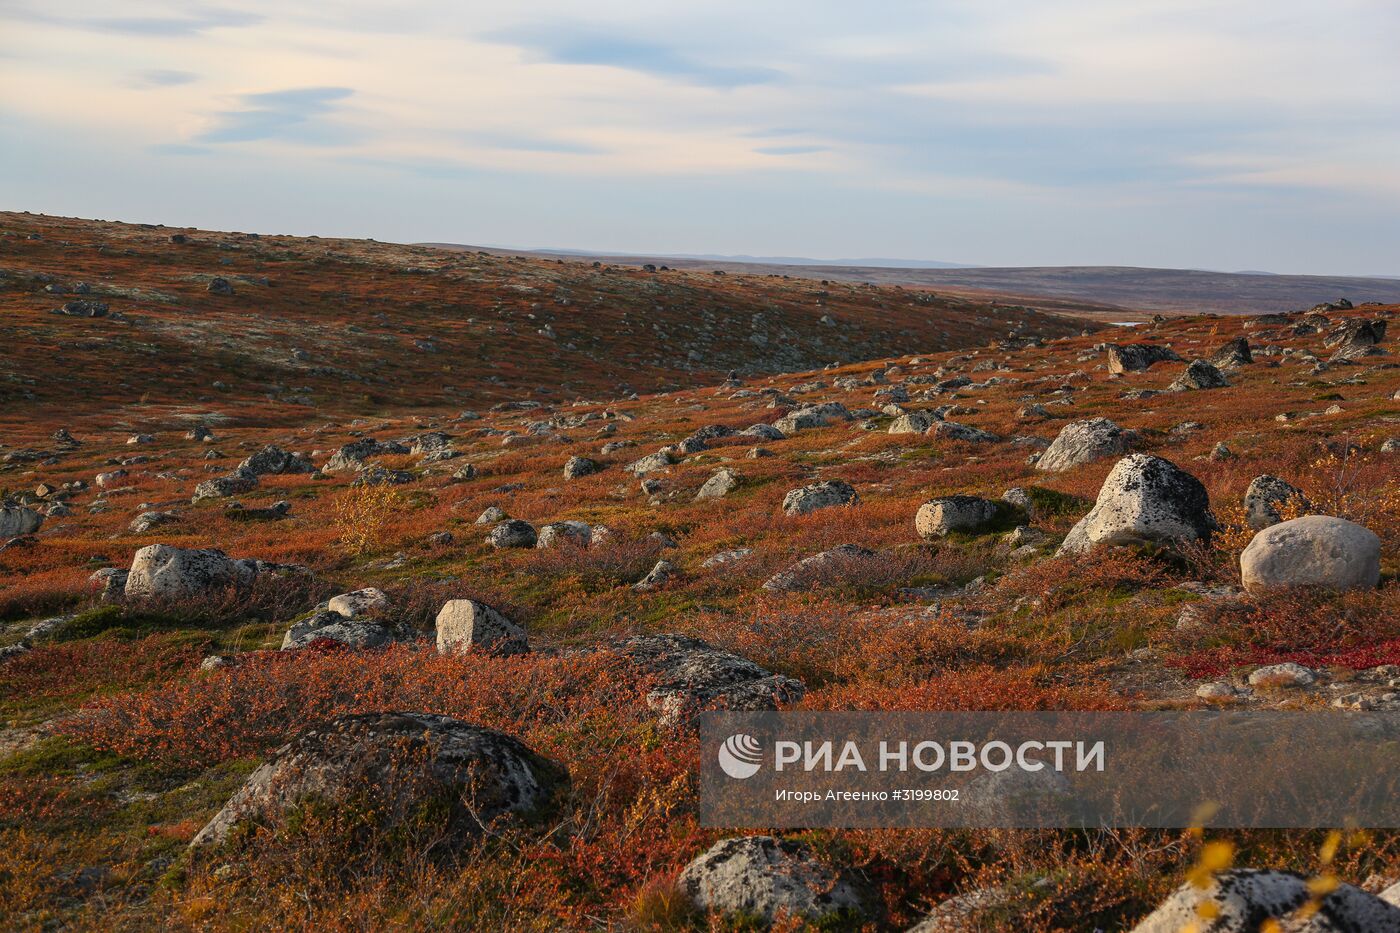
[124,544,257,599]
[1208,336,1253,369]
[774,402,850,435]
[1107,343,1182,373]
[1240,515,1381,594]
[327,587,392,618]
[888,410,939,434]
[536,520,591,548]
[1243,475,1310,530]
[695,468,740,500]
[762,544,876,592]
[915,496,1003,538]
[324,438,409,472]
[678,836,869,925]
[1169,359,1230,391]
[563,456,600,480]
[435,599,527,655]
[281,609,405,650]
[781,480,859,516]
[0,505,43,538]
[626,449,676,475]
[488,519,537,549]
[616,634,804,726]
[1058,455,1214,555]
[740,423,785,441]
[932,421,1000,443]
[238,445,314,476]
[1036,418,1130,472]
[1130,868,1400,932]
[191,712,566,847]
[633,559,678,591]
[129,511,178,534]
[192,470,258,501]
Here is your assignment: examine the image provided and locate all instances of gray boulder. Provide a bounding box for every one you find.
[191,712,566,847]
[488,519,537,549]
[678,836,868,925]
[281,609,405,650]
[633,559,678,591]
[1107,343,1181,373]
[1036,418,1130,473]
[123,544,257,599]
[1130,868,1400,932]
[762,544,876,592]
[888,410,939,435]
[616,634,804,727]
[915,496,1002,538]
[1058,455,1214,555]
[192,470,258,501]
[1170,359,1230,391]
[740,423,786,441]
[238,445,313,476]
[536,520,591,549]
[932,421,999,443]
[1240,515,1381,594]
[695,468,740,500]
[435,599,527,655]
[626,449,676,475]
[1243,475,1310,530]
[781,480,859,516]
[129,511,178,534]
[0,505,43,537]
[324,438,409,472]
[327,587,391,618]
[563,456,600,480]
[1208,336,1253,369]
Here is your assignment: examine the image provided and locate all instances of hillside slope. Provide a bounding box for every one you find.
[0,213,1088,431]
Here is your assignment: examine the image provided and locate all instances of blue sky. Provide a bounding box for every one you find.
[3,0,1398,274]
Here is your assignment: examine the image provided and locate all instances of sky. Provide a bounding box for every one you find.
[3,0,1399,275]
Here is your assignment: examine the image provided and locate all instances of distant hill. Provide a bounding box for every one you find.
[427,245,1400,317]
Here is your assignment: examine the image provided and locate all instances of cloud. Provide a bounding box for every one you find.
[756,145,827,156]
[86,9,262,37]
[129,68,198,87]
[489,26,781,87]
[194,87,355,144]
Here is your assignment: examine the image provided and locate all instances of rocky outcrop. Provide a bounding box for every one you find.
[191,713,566,847]
[616,634,804,726]
[781,480,859,516]
[1058,455,1214,555]
[1169,359,1230,391]
[1240,515,1381,594]
[678,836,869,925]
[1036,418,1130,473]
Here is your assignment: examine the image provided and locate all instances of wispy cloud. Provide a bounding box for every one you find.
[193,87,355,145]
[128,68,198,88]
[490,26,781,87]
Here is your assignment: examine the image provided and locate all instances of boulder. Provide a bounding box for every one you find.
[488,519,537,549]
[238,445,313,476]
[616,634,804,727]
[1058,455,1214,555]
[932,421,999,443]
[0,505,43,538]
[192,470,258,501]
[888,410,939,435]
[762,544,876,592]
[324,438,409,472]
[475,506,506,525]
[1243,475,1310,530]
[633,559,678,591]
[678,836,868,925]
[327,587,391,618]
[915,496,1003,538]
[191,712,566,847]
[281,610,405,650]
[536,521,592,549]
[774,403,850,435]
[123,544,257,599]
[562,456,599,480]
[1107,343,1181,374]
[1036,418,1130,472]
[1130,868,1400,932]
[435,599,527,655]
[1169,359,1229,391]
[740,423,785,441]
[695,468,740,500]
[1208,336,1253,369]
[1240,515,1381,594]
[129,511,178,534]
[781,480,859,516]
[626,449,676,475]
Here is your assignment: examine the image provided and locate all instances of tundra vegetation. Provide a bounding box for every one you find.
[2,214,1400,930]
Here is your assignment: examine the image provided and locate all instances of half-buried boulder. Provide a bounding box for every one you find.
[190,712,567,848]
[435,599,527,655]
[1036,418,1130,473]
[0,504,43,537]
[488,519,537,549]
[781,480,859,516]
[678,836,870,926]
[1169,359,1229,391]
[124,544,258,599]
[1107,343,1181,374]
[914,496,1004,538]
[1243,475,1310,530]
[762,544,877,592]
[1240,515,1381,594]
[1057,455,1214,555]
[616,634,804,727]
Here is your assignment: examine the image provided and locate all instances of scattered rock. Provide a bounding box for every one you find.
[0,505,43,537]
[678,836,868,925]
[915,496,1003,538]
[1107,343,1181,374]
[191,713,566,847]
[781,480,859,516]
[1036,418,1130,472]
[695,468,740,500]
[563,456,600,480]
[616,634,804,726]
[1240,515,1381,594]
[1243,475,1310,530]
[633,559,678,591]
[762,544,876,592]
[1169,359,1230,391]
[1058,455,1215,555]
[1130,869,1400,932]
[1247,662,1317,689]
[435,599,527,655]
[489,519,538,549]
[536,520,592,549]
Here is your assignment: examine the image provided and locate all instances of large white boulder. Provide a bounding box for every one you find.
[435,599,527,655]
[1240,515,1381,594]
[1057,455,1214,555]
[1036,418,1130,473]
[123,544,257,599]
[678,836,868,925]
[1131,868,1400,932]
